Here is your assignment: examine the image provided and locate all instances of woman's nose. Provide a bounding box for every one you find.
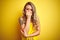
[28,9,31,12]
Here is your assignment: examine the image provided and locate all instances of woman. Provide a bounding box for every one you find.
[19,2,40,40]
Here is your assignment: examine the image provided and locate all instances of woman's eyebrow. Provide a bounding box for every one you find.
[26,8,32,10]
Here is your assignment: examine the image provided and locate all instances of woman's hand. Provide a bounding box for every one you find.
[20,29,28,37]
[26,11,32,19]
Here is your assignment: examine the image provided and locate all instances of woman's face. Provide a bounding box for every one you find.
[25,5,32,14]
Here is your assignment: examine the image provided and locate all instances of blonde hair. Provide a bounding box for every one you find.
[22,2,39,27]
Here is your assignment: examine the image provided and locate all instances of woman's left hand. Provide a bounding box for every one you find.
[20,29,28,37]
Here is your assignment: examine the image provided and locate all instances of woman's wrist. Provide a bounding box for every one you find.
[27,34,33,37]
[27,17,31,21]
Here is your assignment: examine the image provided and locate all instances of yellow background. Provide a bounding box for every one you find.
[0,0,60,40]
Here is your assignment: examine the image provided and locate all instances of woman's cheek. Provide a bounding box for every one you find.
[25,10,28,12]
[30,11,32,13]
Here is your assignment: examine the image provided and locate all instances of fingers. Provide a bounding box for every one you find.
[26,11,32,17]
[21,30,24,34]
[20,29,28,37]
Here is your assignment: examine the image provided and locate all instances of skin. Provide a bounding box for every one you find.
[20,5,40,38]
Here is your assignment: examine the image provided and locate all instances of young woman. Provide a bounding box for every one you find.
[19,2,40,40]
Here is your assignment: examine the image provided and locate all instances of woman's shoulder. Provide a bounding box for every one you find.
[19,16,24,21]
[18,16,24,23]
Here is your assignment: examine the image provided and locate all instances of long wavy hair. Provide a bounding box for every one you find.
[23,2,38,27]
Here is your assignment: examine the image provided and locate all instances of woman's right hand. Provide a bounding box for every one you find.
[26,11,32,19]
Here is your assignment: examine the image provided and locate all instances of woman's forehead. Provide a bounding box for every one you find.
[26,5,32,9]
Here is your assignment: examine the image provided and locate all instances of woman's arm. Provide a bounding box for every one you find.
[21,25,40,37]
[28,25,40,37]
[19,17,31,37]
[24,17,31,33]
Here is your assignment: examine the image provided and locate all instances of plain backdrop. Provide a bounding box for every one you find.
[0,0,60,40]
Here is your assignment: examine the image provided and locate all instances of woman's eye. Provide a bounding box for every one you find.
[31,9,32,11]
[26,9,29,10]
[26,8,32,11]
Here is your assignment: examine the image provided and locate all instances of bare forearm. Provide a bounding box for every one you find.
[24,18,31,33]
[28,30,40,37]
[21,30,40,38]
